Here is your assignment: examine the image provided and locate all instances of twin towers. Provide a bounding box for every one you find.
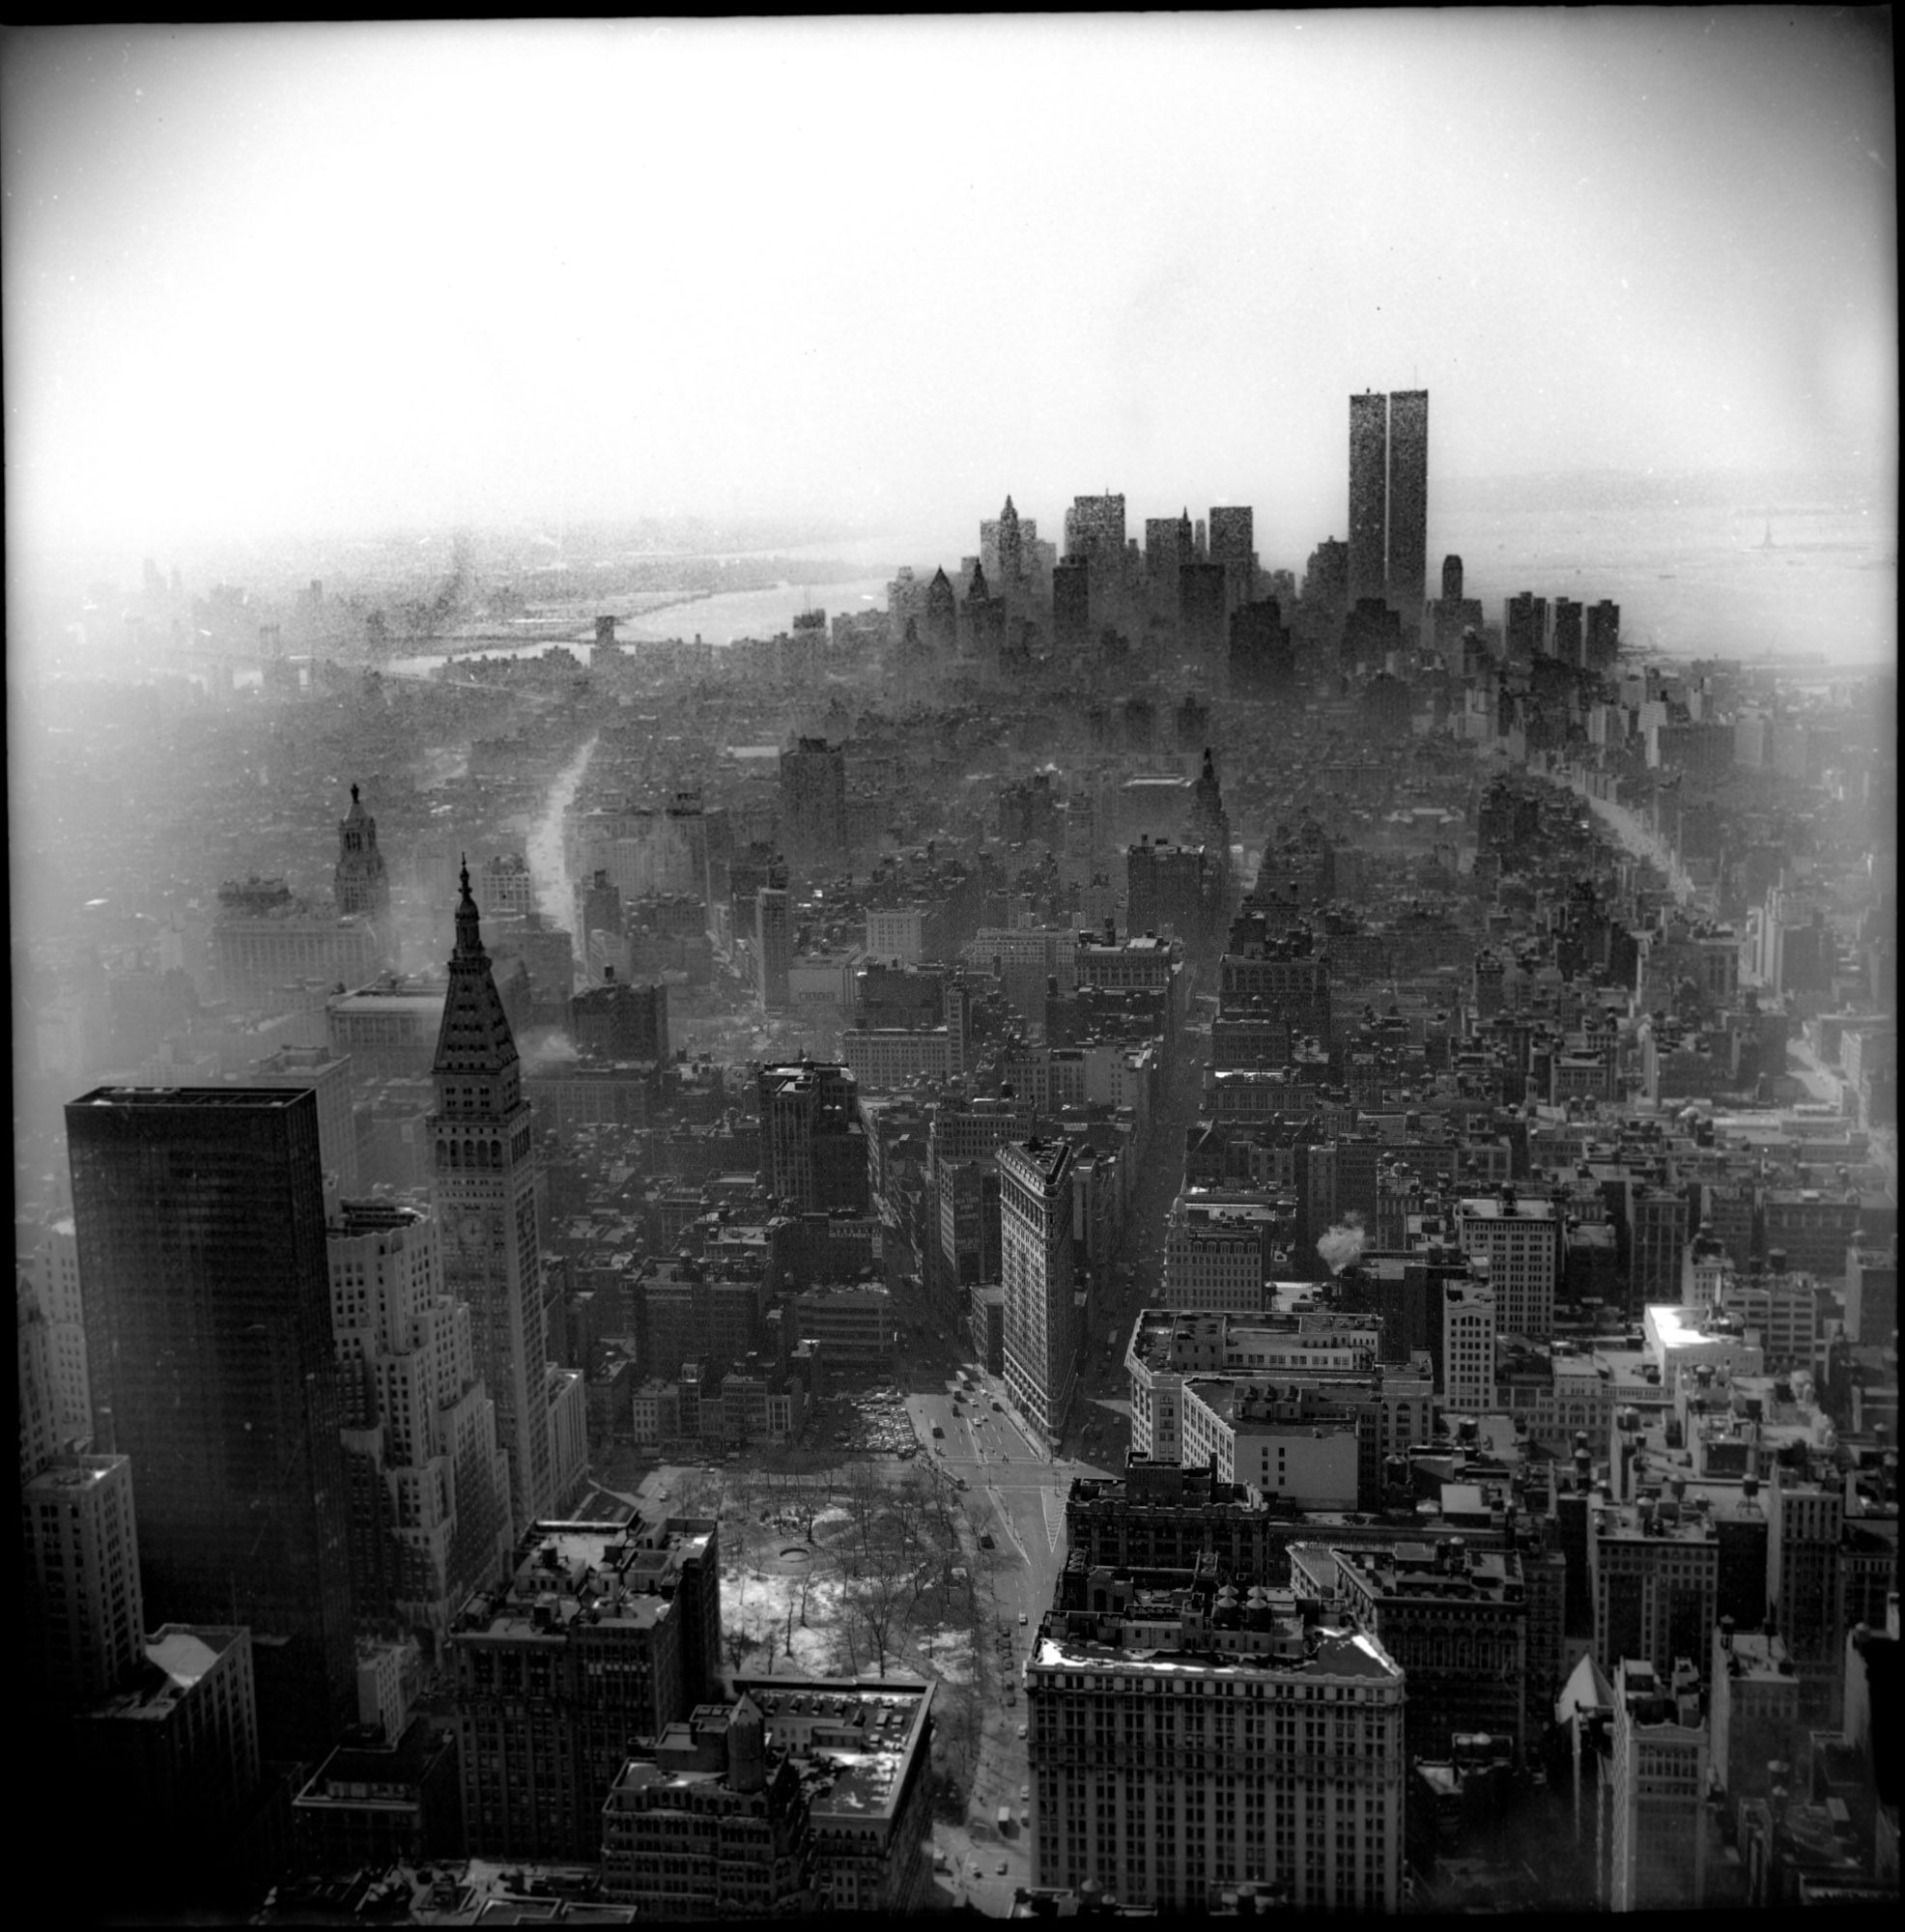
[1349,389,1429,609]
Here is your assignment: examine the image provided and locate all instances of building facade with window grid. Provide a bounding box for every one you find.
[447,1515,721,1862]
[1454,1192,1559,1341]
[1026,1587,1403,1912]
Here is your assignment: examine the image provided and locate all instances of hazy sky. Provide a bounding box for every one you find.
[4,12,1894,562]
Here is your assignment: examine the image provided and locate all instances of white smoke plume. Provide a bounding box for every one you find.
[520,1031,581,1074]
[1316,1210,1366,1276]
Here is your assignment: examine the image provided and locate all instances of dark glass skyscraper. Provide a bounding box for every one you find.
[1348,391,1388,602]
[1386,388,1429,605]
[64,1085,355,1760]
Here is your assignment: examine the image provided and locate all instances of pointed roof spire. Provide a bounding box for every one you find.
[434,858,520,1078]
[351,782,360,804]
[454,855,485,959]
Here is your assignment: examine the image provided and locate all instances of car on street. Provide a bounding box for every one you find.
[1020,1784,1030,1801]
[1016,1723,1028,1739]
[1017,1611,1028,1625]
[996,1861,1009,1876]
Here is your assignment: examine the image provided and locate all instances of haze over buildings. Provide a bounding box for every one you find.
[8,13,1898,1925]
[4,14,1893,604]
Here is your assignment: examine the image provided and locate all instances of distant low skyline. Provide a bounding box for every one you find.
[4,14,1895,565]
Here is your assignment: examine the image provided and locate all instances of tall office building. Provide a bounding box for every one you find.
[69,1623,266,1912]
[1610,1658,1709,1912]
[756,1059,869,1215]
[19,1274,62,1486]
[1027,1578,1405,1910]
[22,1213,92,1450]
[1454,1189,1559,1341]
[333,783,391,925]
[1179,561,1230,653]
[24,1452,147,1711]
[448,1515,721,1861]
[995,493,1025,587]
[1386,389,1429,605]
[779,738,847,870]
[247,1042,360,1210]
[1208,505,1257,613]
[1441,1281,1497,1412]
[923,567,958,654]
[1333,1540,1527,1758]
[1064,493,1126,563]
[1053,557,1092,654]
[755,886,791,1013]
[1145,512,1193,583]
[1000,1137,1077,1443]
[1503,590,1550,661]
[429,864,558,1538]
[1584,599,1622,672]
[1552,596,1585,668]
[65,1085,356,1759]
[1765,1466,1846,1725]
[1348,391,1389,602]
[1349,389,1430,607]
[326,1199,514,1647]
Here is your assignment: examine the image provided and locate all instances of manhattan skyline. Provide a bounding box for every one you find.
[3,13,1894,576]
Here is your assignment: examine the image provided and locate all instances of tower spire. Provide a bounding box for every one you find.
[454,856,485,961]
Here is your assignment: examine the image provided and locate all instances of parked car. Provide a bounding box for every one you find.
[1018,1611,1028,1625]
[1016,1722,1028,1740]
[997,1861,1009,1876]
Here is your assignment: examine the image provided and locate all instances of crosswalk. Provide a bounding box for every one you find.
[1042,1484,1066,1552]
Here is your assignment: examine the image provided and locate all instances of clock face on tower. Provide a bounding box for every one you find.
[461,1211,487,1246]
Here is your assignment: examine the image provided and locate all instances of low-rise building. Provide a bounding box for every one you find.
[292,1715,463,1872]
[790,1284,896,1364]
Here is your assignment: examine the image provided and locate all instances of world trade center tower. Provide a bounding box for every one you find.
[1386,388,1429,606]
[1348,390,1389,603]
[1348,388,1430,608]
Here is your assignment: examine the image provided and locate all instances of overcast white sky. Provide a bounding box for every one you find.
[3,13,1894,562]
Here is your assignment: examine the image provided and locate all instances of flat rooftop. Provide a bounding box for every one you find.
[71,1085,313,1110]
[1032,1623,1400,1683]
